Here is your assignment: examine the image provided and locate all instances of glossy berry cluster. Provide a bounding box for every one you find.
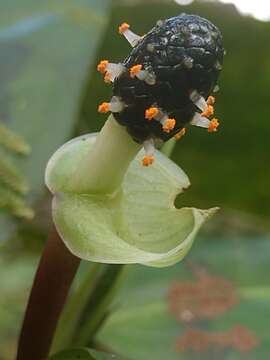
[97,14,224,165]
[113,14,224,143]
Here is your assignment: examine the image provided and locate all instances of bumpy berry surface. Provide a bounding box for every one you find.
[113,14,224,143]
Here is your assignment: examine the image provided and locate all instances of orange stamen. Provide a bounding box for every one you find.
[119,22,130,34]
[97,60,108,74]
[174,127,186,140]
[142,155,155,166]
[145,107,159,120]
[98,102,110,113]
[130,64,142,78]
[201,105,214,118]
[104,72,112,83]
[207,96,215,106]
[208,118,220,133]
[163,118,176,133]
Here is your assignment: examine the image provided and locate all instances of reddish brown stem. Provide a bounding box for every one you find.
[16,224,81,360]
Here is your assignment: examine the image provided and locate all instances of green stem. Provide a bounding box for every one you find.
[16,225,81,360]
[70,115,141,194]
[73,264,124,346]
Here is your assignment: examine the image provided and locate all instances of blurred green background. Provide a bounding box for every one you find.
[1,0,270,359]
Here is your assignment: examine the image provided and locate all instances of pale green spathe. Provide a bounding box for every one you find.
[45,125,217,267]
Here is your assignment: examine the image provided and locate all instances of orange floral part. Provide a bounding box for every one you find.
[142,155,155,166]
[207,95,215,106]
[97,60,108,74]
[163,118,176,133]
[98,102,110,113]
[208,118,219,132]
[119,22,130,34]
[130,64,142,77]
[104,72,112,83]
[174,128,186,140]
[145,107,159,120]
[201,105,214,118]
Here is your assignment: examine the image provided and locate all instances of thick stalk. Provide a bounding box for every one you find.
[16,225,80,360]
[70,115,141,194]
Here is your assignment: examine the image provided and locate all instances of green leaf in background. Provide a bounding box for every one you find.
[0,121,33,219]
[50,348,122,360]
[97,236,270,360]
[0,255,37,360]
[50,348,96,360]
[0,122,30,155]
[0,0,110,239]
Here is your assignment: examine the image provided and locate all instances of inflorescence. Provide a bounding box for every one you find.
[97,14,224,166]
